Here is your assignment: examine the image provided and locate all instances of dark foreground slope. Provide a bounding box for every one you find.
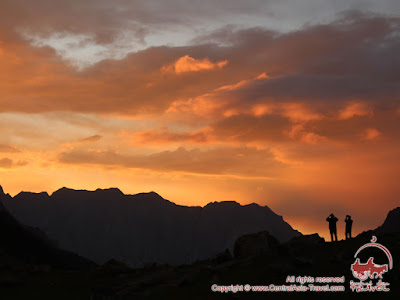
[1,230,398,299]
[1,207,398,300]
[0,201,94,270]
[0,190,95,292]
[1,186,300,266]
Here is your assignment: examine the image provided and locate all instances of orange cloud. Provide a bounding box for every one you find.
[166,94,231,119]
[61,134,103,150]
[287,124,326,144]
[338,102,372,120]
[0,144,20,153]
[166,74,265,119]
[362,128,381,141]
[280,103,324,122]
[251,104,274,117]
[129,127,212,145]
[162,55,228,74]
[77,135,102,143]
[215,79,249,92]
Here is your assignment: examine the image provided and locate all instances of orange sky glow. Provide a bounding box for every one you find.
[0,1,399,240]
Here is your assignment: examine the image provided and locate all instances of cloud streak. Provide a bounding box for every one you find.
[0,158,28,168]
[0,144,20,153]
[58,146,284,177]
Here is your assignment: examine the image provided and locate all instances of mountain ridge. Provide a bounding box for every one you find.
[0,185,300,267]
[5,185,290,212]
[0,191,95,271]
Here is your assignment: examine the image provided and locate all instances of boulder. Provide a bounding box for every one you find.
[233,231,279,258]
[214,248,232,264]
[99,259,131,273]
[287,233,325,245]
[283,233,325,256]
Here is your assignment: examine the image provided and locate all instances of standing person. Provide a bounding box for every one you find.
[326,214,338,242]
[345,215,353,239]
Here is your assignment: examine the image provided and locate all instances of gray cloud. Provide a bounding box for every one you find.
[2,1,399,42]
[1,13,398,116]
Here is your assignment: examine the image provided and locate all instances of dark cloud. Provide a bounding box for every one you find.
[305,108,400,142]
[227,74,398,105]
[211,114,291,143]
[5,0,397,46]
[0,13,399,116]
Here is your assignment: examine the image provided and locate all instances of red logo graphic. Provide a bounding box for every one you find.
[350,236,393,292]
[351,257,388,281]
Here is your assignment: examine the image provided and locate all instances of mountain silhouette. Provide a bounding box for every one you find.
[1,185,398,298]
[0,186,300,267]
[0,188,94,271]
[375,207,400,234]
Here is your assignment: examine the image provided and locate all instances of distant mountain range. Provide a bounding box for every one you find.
[0,186,300,267]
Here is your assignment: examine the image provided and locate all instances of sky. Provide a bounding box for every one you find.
[0,0,399,239]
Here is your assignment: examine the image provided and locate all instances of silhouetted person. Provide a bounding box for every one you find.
[345,215,353,239]
[326,214,338,242]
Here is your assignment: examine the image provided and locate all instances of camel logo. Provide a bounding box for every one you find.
[350,236,392,292]
[351,257,388,280]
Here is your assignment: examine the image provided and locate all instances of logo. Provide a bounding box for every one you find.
[350,236,392,292]
[351,257,387,280]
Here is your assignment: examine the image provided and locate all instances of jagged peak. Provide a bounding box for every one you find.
[203,201,274,210]
[51,187,124,197]
[0,185,12,201]
[387,206,400,215]
[375,206,400,234]
[126,191,179,207]
[148,191,162,197]
[134,191,163,198]
[204,200,241,208]
[15,191,50,198]
[51,187,75,196]
[48,188,170,203]
[245,203,274,213]
[245,203,261,208]
[203,201,276,211]
[94,187,124,196]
